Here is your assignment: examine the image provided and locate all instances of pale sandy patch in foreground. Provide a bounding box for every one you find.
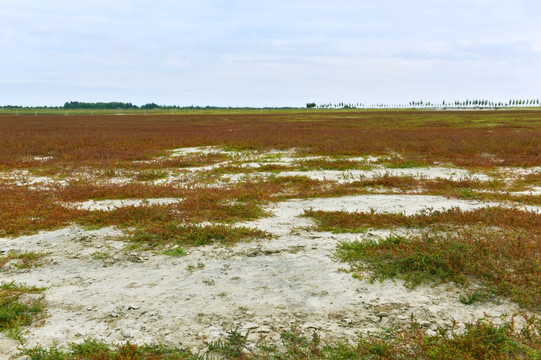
[1,194,539,357]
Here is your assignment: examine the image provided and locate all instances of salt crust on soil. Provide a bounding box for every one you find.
[2,146,540,192]
[1,194,540,357]
[224,168,489,183]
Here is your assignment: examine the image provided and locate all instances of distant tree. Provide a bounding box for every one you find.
[306,102,316,109]
[63,101,138,109]
[141,103,159,109]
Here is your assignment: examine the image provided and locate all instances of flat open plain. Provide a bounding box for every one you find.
[1,111,540,358]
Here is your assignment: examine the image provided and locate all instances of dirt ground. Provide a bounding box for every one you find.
[1,147,540,357]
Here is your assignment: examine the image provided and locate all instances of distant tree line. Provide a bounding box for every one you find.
[306,98,540,109]
[1,99,539,110]
[61,102,301,110]
[63,101,152,109]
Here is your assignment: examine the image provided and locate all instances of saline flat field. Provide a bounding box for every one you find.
[1,110,540,359]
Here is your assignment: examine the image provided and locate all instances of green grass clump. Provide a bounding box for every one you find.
[304,207,541,233]
[303,208,369,233]
[294,158,372,171]
[135,170,169,181]
[459,188,479,200]
[334,231,541,309]
[383,158,429,169]
[91,251,110,260]
[20,318,541,359]
[322,319,541,360]
[460,290,490,305]
[335,235,458,288]
[129,223,270,249]
[0,251,46,269]
[163,247,186,257]
[22,340,194,360]
[0,282,45,333]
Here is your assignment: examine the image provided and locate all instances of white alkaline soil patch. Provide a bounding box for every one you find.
[1,194,538,357]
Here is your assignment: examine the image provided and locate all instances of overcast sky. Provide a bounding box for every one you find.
[1,0,540,107]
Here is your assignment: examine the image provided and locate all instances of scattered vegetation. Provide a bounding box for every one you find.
[304,207,541,233]
[2,111,541,355]
[0,180,271,236]
[186,262,205,272]
[0,251,46,269]
[294,158,373,171]
[460,290,490,305]
[334,230,541,309]
[163,247,186,257]
[135,170,169,182]
[1,166,538,237]
[91,251,110,260]
[22,340,194,360]
[0,282,45,334]
[1,111,540,170]
[129,223,270,249]
[382,158,429,169]
[20,318,541,359]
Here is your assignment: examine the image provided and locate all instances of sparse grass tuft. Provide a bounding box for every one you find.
[91,251,110,260]
[459,188,479,200]
[460,290,490,305]
[129,223,270,249]
[294,158,372,171]
[0,282,45,333]
[135,170,169,182]
[22,339,194,359]
[21,318,541,359]
[163,247,186,257]
[383,158,429,169]
[0,251,47,269]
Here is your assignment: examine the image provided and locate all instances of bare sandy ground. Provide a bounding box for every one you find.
[2,193,539,357]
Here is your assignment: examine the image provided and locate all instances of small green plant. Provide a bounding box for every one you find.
[129,223,270,249]
[135,170,169,182]
[459,188,479,200]
[460,290,489,305]
[0,251,46,269]
[186,262,205,272]
[206,329,248,358]
[163,247,186,257]
[384,158,428,169]
[0,282,45,333]
[91,251,110,260]
[8,322,26,344]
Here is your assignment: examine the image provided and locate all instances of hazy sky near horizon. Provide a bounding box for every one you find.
[1,0,540,107]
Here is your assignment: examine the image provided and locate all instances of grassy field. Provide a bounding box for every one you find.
[1,110,540,358]
[1,110,541,169]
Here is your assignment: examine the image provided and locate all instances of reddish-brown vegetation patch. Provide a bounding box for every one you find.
[1,111,540,169]
[305,207,541,233]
